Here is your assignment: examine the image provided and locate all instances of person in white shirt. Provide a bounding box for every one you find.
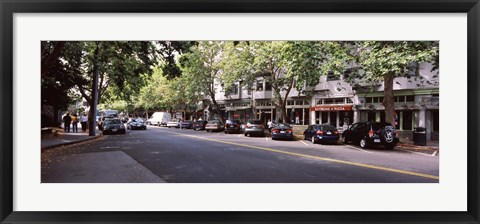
[267,120,273,132]
[80,113,88,132]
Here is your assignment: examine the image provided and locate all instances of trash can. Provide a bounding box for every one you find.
[413,127,427,146]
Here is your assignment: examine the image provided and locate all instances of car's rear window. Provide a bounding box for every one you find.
[320,125,336,131]
[209,120,219,124]
[105,119,121,125]
[275,123,291,128]
[371,123,392,130]
[249,120,262,124]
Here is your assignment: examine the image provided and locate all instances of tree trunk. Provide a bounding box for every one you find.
[210,95,225,123]
[88,44,100,136]
[383,74,396,127]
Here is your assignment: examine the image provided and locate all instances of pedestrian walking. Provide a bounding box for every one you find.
[267,119,273,132]
[80,113,88,132]
[71,113,78,132]
[62,113,71,132]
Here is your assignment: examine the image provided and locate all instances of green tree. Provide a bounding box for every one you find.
[343,41,439,126]
[179,41,226,122]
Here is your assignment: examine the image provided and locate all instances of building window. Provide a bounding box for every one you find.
[226,84,238,95]
[265,80,272,91]
[327,72,339,81]
[324,99,334,104]
[406,95,415,102]
[256,80,263,91]
[346,98,353,104]
[287,100,294,106]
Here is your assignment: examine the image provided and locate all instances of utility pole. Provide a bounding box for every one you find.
[89,44,100,136]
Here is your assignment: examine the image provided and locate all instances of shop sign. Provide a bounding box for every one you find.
[310,105,353,111]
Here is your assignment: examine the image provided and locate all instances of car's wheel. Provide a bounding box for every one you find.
[311,137,316,144]
[272,137,276,141]
[207,130,210,132]
[244,133,248,137]
[360,138,368,149]
[343,136,349,144]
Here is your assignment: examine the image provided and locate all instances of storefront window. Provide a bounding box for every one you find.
[330,112,337,126]
[432,109,439,131]
[403,111,413,130]
[339,111,353,127]
[321,111,328,124]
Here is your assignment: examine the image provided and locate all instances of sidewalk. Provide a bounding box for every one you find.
[41,127,101,152]
[293,134,439,155]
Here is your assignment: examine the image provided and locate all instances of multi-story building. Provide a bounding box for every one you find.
[203,62,439,141]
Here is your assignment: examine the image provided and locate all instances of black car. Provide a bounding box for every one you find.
[224,120,242,134]
[102,118,126,135]
[303,124,340,144]
[271,123,294,140]
[180,120,194,129]
[127,118,147,130]
[342,122,399,150]
[193,120,208,130]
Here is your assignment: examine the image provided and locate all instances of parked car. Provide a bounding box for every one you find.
[271,123,294,140]
[167,119,180,128]
[97,115,115,131]
[342,122,399,150]
[102,118,126,135]
[205,120,224,132]
[244,119,265,137]
[127,118,147,130]
[147,112,171,126]
[180,120,194,129]
[193,120,208,131]
[303,124,340,144]
[224,120,242,134]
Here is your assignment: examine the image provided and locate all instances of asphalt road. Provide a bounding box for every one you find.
[42,125,439,183]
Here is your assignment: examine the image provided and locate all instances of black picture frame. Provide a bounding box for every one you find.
[1,0,479,223]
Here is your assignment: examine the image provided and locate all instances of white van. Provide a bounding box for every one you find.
[147,112,171,126]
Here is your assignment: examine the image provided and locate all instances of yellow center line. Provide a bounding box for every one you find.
[158,129,439,180]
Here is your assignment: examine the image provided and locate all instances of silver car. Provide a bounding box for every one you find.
[244,119,265,137]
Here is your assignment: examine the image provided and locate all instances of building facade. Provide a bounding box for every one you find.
[203,62,439,141]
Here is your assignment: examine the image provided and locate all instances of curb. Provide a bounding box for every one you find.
[41,134,103,153]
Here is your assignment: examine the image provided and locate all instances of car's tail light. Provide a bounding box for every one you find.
[286,130,292,133]
[369,129,374,137]
[272,129,279,133]
[316,130,324,135]
[334,130,339,135]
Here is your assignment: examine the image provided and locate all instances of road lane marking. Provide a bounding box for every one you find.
[432,150,438,156]
[300,140,308,146]
[157,129,439,180]
[397,149,435,157]
[265,137,269,141]
[344,144,373,153]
